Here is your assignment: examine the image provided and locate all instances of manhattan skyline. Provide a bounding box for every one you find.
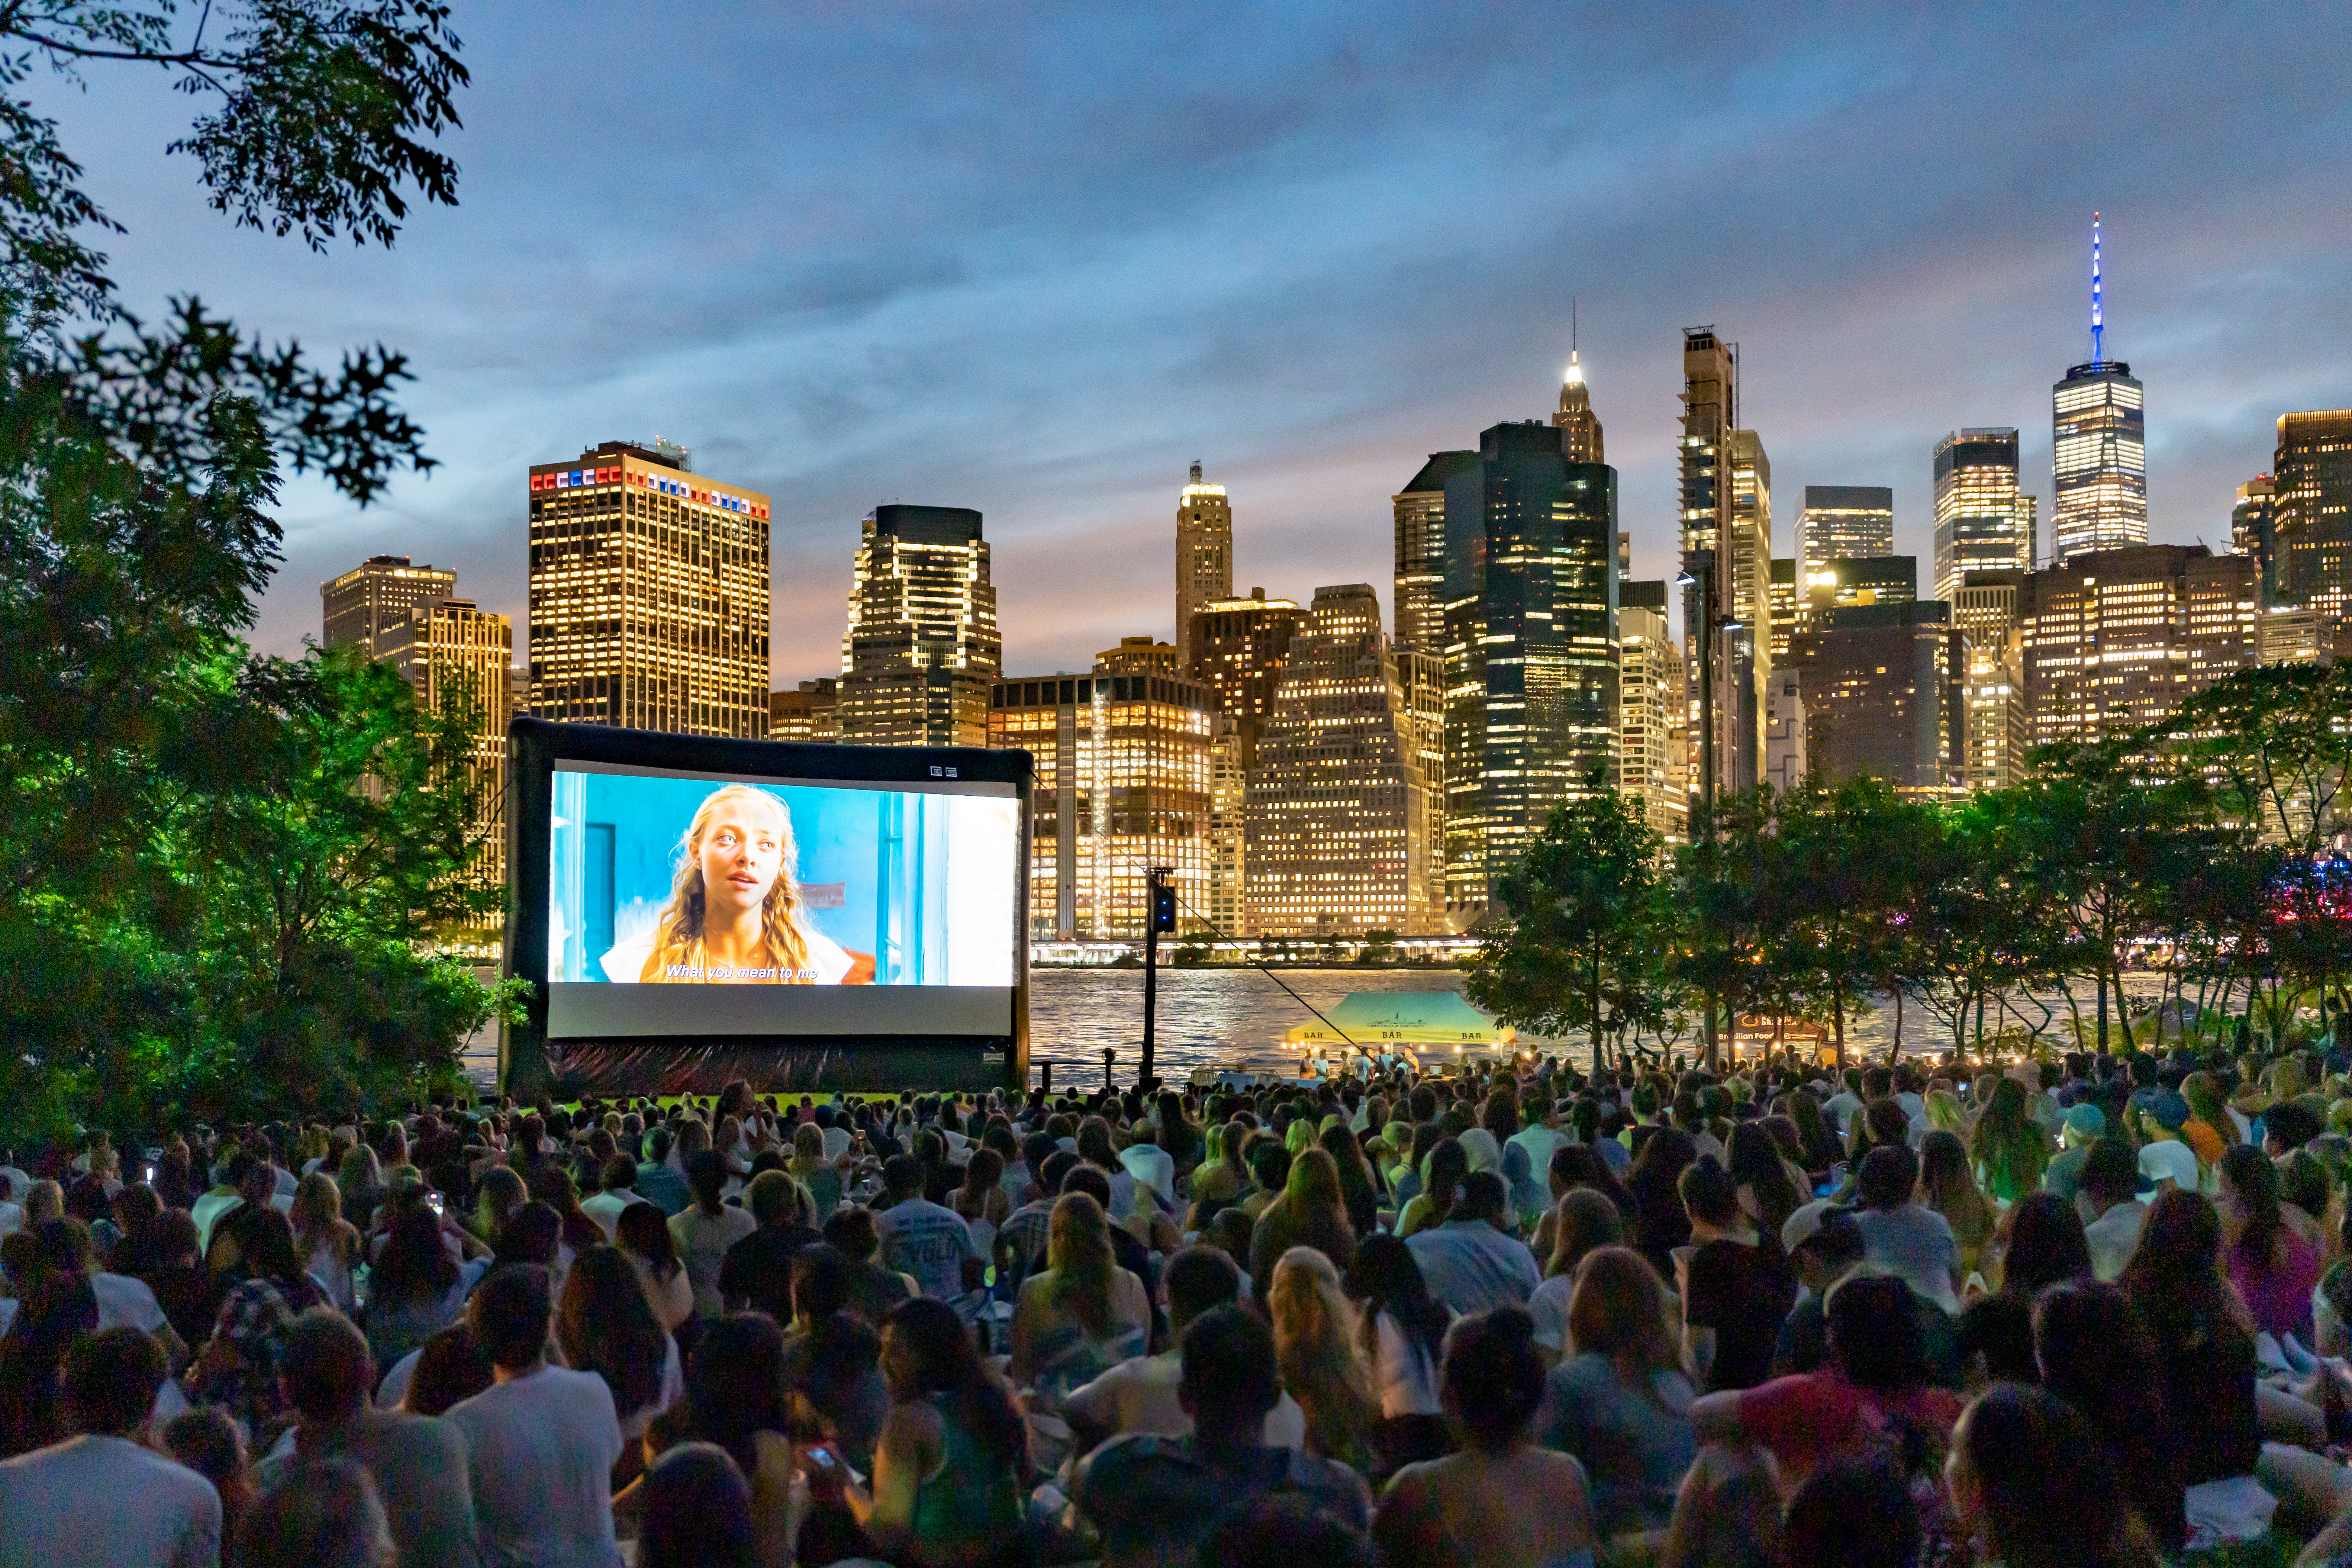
[50,4,2352,684]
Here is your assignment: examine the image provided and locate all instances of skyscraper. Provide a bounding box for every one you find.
[1784,602,1962,798]
[1173,462,1232,667]
[1769,558,1799,664]
[1188,589,1305,769]
[1245,584,1437,937]
[1618,580,1687,845]
[1393,451,1477,653]
[2051,216,2148,561]
[2018,545,2256,746]
[989,665,1213,942]
[1443,419,1618,915]
[2233,475,2280,606]
[1679,329,1762,795]
[527,440,771,736]
[1933,429,2034,599]
[2274,410,2352,621]
[1553,350,1604,464]
[1798,486,1895,579]
[381,598,514,893]
[838,505,1001,748]
[322,554,455,656]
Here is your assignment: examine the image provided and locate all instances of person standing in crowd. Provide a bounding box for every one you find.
[1077,1304,1371,1568]
[0,1326,220,1567]
[445,1265,625,1568]
[1373,1307,1596,1568]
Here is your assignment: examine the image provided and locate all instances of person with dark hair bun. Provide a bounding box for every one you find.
[1373,1307,1595,1568]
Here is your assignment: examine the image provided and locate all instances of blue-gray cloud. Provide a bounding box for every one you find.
[45,2,2352,680]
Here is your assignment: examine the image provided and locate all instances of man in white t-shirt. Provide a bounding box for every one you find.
[578,1156,641,1240]
[1065,1246,1306,1459]
[871,1155,977,1300]
[445,1265,624,1568]
[0,1327,220,1568]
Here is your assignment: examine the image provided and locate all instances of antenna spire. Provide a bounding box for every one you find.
[2090,212,2103,363]
[1565,296,1583,385]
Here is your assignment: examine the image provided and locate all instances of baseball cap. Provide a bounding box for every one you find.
[2139,1138,2199,1192]
[2061,1103,2107,1141]
[1782,1198,1849,1254]
[2146,1089,2191,1131]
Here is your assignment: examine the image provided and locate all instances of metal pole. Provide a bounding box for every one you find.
[1141,866,1172,1089]
[1698,560,1719,1073]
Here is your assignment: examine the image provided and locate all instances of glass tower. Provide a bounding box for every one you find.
[1798,486,1894,579]
[1934,428,2034,600]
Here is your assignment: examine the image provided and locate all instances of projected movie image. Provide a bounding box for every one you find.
[544,766,1019,1038]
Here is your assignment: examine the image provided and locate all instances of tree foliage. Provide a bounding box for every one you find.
[0,1,490,1141]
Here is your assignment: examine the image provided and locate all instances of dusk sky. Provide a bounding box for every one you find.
[57,4,2352,683]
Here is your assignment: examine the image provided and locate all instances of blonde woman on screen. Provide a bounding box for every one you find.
[609,783,861,984]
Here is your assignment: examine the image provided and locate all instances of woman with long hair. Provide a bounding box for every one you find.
[2032,1282,2186,1552]
[559,1244,680,1442]
[186,1207,325,1441]
[1008,1192,1148,1403]
[670,1151,756,1321]
[1374,1308,1597,1568]
[1529,1189,1625,1361]
[949,1148,1010,1232]
[1785,1092,1843,1177]
[1156,1091,1203,1184]
[1969,1077,2049,1202]
[1320,1124,1382,1241]
[2119,1190,2261,1488]
[613,783,859,986]
[1724,1122,1804,1243]
[618,1200,695,1333]
[290,1171,360,1314]
[1250,1147,1358,1305]
[1268,1246,1382,1474]
[1188,1119,1251,1232]
[1953,1190,2095,1384]
[363,1202,464,1373]
[789,1123,842,1220]
[1947,1385,2162,1568]
[847,1297,1026,1568]
[1916,1130,1995,1282]
[2217,1142,2323,1342]
[1627,1127,1698,1279]
[1397,1137,1470,1240]
[1539,1245,1695,1537]
[1344,1233,1453,1471]
[471,1165,529,1251]
[0,1221,97,1455]
[334,1142,384,1234]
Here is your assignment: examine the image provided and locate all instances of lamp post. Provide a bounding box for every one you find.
[1675,562,1744,1072]
[1140,866,1175,1090]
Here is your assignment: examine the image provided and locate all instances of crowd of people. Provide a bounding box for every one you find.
[4,1044,2352,1567]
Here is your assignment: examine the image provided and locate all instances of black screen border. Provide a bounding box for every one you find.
[502,716,1032,1097]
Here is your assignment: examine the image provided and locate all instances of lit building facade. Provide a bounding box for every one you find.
[1798,486,1895,579]
[838,505,1001,748]
[1679,329,1762,795]
[1933,428,2034,601]
[1245,584,1438,937]
[1769,558,1799,664]
[381,597,514,894]
[527,440,770,736]
[2051,363,2148,562]
[2018,545,2257,746]
[1205,715,1247,936]
[1553,353,1605,463]
[1952,569,2027,793]
[1443,420,1618,915]
[1393,451,1477,655]
[989,667,1213,941]
[1173,463,1233,667]
[322,554,455,657]
[2274,410,2352,621]
[768,679,838,743]
[1188,590,1305,769]
[1097,636,1180,677]
[1784,602,1962,798]
[2233,476,2280,607]
[1764,669,1807,795]
[1619,581,1687,844]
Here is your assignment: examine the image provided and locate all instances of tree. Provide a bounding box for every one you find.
[0,3,483,1138]
[1466,785,1667,1068]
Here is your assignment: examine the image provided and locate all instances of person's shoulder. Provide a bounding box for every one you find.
[1293,1447,1375,1517]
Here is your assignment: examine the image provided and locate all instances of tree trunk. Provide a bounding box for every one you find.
[2097,971,2110,1054]
[1891,985,1905,1063]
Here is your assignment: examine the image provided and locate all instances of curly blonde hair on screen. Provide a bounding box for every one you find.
[639,784,815,983]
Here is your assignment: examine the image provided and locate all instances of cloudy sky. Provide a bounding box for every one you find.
[57,3,2352,682]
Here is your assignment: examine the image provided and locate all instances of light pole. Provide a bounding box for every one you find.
[1676,562,1743,1072]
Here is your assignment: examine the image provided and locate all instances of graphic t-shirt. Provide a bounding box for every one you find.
[874,1197,976,1300]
